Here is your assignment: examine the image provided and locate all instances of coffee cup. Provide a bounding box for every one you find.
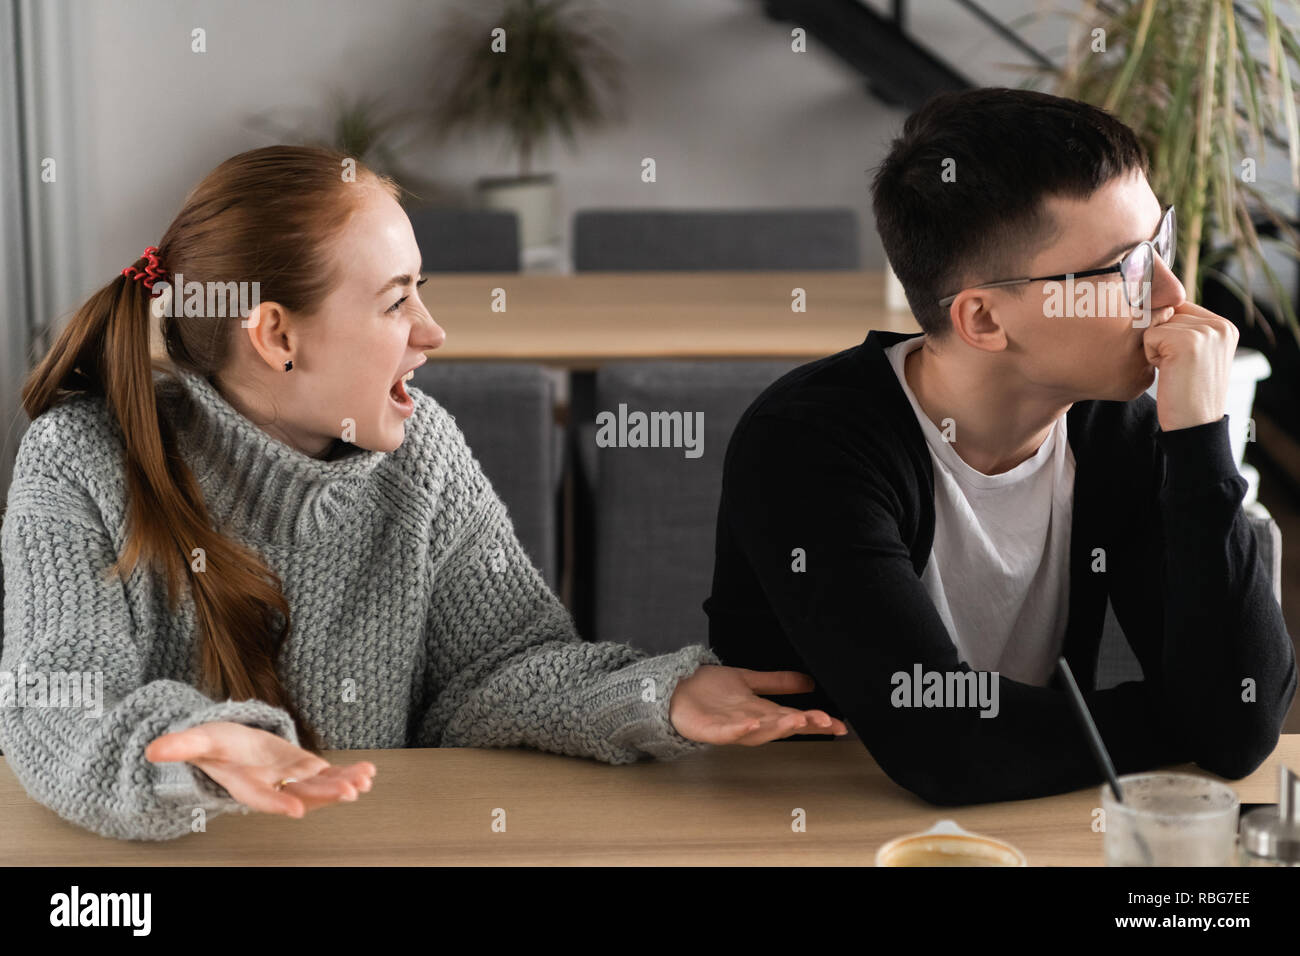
[875,819,1027,866]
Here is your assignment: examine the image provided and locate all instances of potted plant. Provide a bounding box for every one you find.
[247,90,446,207]
[1027,0,1300,502]
[429,0,623,262]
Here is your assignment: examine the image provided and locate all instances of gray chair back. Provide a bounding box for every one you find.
[572,208,860,271]
[587,361,799,653]
[410,362,560,590]
[408,207,520,272]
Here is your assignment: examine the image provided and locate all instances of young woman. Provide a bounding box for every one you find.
[0,145,846,841]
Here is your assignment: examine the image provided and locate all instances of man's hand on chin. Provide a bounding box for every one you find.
[1142,300,1239,432]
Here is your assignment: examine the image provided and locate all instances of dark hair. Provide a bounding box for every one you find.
[21,146,401,752]
[870,87,1150,338]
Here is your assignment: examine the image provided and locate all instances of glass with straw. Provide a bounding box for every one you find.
[1056,658,1240,866]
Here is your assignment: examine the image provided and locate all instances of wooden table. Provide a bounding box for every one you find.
[418,270,919,369]
[2,735,1294,866]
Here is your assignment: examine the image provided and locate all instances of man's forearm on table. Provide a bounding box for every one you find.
[837,675,1187,805]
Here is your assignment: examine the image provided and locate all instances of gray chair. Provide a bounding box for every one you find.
[1095,503,1284,689]
[572,208,860,271]
[408,207,520,272]
[584,361,799,652]
[410,362,561,590]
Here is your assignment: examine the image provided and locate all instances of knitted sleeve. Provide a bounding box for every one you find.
[412,421,720,763]
[0,418,299,841]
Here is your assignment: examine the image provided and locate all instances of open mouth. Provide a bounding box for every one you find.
[389,369,415,410]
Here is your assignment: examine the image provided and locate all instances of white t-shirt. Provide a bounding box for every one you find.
[883,335,1074,687]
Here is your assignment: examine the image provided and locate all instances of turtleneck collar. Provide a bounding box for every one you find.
[157,366,388,546]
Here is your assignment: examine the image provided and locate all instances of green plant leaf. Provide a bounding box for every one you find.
[429,0,623,178]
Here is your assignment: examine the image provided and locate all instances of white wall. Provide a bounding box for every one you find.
[61,0,904,293]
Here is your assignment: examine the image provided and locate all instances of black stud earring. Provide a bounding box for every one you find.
[284,359,293,371]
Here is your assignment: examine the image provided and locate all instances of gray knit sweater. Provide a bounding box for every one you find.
[0,367,719,840]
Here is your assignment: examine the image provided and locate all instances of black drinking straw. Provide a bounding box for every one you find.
[1056,657,1153,864]
[1056,658,1124,800]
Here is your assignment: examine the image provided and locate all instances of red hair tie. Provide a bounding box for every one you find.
[122,245,170,293]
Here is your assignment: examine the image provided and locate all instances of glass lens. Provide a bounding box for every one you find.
[1122,242,1153,307]
[1156,206,1176,270]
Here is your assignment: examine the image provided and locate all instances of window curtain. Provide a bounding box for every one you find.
[0,0,84,500]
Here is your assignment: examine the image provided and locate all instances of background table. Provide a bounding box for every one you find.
[418,270,919,369]
[2,735,1294,866]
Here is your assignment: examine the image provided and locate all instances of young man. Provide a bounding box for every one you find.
[704,87,1297,805]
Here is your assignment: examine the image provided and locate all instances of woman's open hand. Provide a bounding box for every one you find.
[145,721,376,818]
[669,665,848,745]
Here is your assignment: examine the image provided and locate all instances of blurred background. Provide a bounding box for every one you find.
[3,0,1299,728]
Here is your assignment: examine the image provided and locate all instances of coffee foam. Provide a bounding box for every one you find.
[876,820,1026,867]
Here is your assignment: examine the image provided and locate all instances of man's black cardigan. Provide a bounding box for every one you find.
[705,329,1296,805]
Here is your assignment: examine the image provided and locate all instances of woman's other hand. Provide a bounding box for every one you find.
[669,666,849,745]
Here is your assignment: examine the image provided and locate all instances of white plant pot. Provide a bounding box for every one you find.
[1146,347,1271,505]
[477,174,558,255]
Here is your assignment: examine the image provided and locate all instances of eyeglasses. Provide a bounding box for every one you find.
[938,204,1176,311]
